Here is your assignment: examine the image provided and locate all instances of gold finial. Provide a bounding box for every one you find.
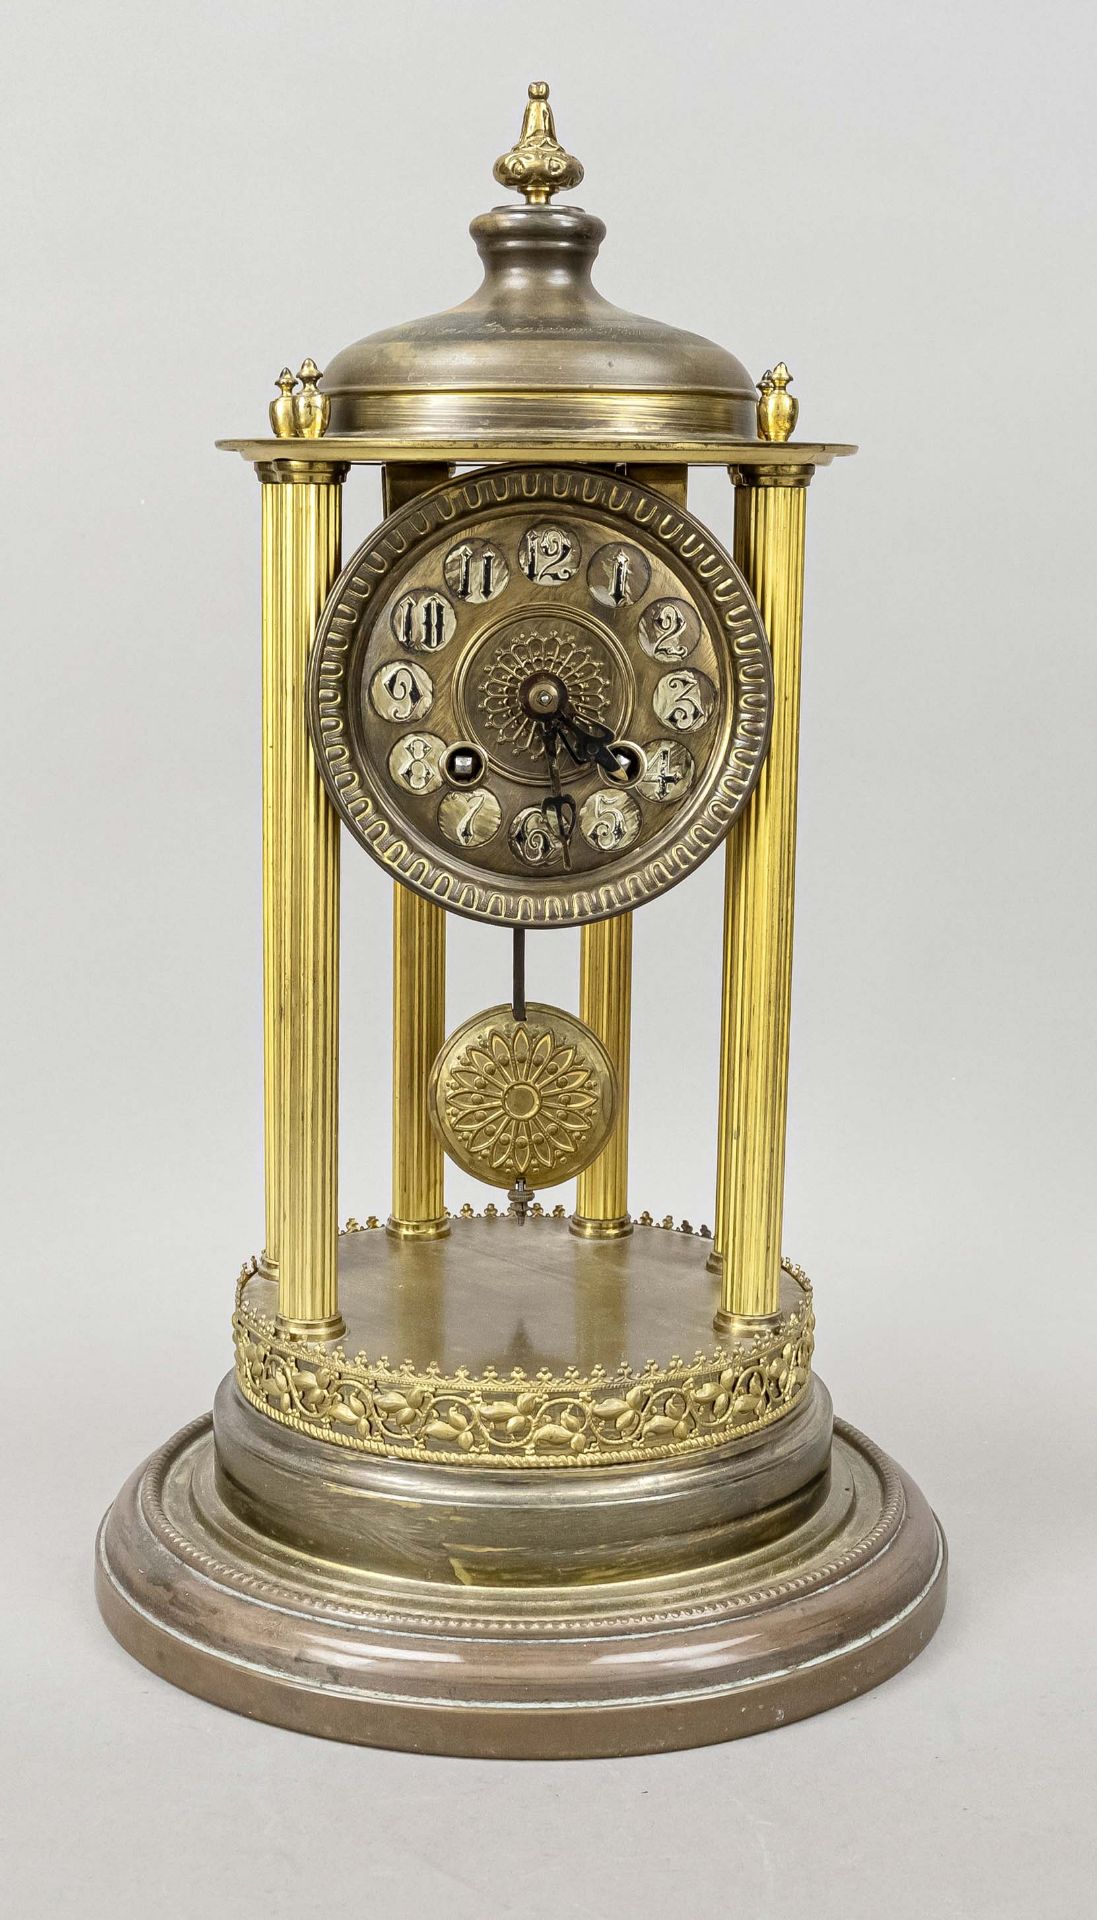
[493,82,584,205]
[292,358,330,438]
[269,367,297,438]
[757,362,798,442]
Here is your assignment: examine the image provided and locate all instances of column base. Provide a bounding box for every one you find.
[274,1311,346,1343]
[385,1215,451,1242]
[713,1306,785,1339]
[569,1212,634,1240]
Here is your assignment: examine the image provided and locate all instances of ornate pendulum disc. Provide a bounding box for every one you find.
[428,1002,617,1192]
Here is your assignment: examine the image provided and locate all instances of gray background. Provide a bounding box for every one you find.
[2,0,1094,1912]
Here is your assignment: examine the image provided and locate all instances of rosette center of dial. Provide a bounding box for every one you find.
[454,609,632,786]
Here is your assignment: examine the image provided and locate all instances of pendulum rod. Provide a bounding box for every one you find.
[258,456,349,1338]
[711,461,812,1327]
[384,462,453,1242]
[512,927,527,1023]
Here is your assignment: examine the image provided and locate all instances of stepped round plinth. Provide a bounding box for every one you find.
[96,1218,945,1755]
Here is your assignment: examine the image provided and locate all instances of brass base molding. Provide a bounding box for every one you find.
[96,1376,946,1758]
[230,1215,814,1467]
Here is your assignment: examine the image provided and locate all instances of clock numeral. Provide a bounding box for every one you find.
[652,670,716,734]
[638,738,695,802]
[391,589,456,652]
[587,541,652,610]
[369,661,434,723]
[444,539,509,605]
[639,597,701,663]
[509,805,564,866]
[578,789,642,854]
[438,787,502,849]
[387,732,446,793]
[518,524,580,585]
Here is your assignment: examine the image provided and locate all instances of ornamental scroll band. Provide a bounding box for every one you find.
[308,465,774,928]
[232,1261,815,1468]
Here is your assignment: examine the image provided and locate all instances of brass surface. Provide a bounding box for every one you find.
[428,1002,618,1194]
[314,85,759,444]
[390,883,449,1240]
[259,491,283,1272]
[625,463,688,509]
[573,914,633,1236]
[259,475,346,1336]
[382,460,453,512]
[308,464,773,928]
[268,363,332,439]
[712,467,811,1320]
[269,368,296,439]
[383,462,453,1242]
[97,1392,945,1755]
[224,437,856,467]
[254,458,349,485]
[231,1214,812,1465]
[493,82,583,205]
[213,1368,832,1579]
[757,363,799,442]
[292,359,330,439]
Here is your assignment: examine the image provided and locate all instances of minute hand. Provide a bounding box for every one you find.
[537,718,575,870]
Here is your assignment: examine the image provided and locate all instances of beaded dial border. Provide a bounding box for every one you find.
[232,1223,814,1469]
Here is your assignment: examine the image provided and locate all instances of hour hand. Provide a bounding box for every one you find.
[555,710,622,780]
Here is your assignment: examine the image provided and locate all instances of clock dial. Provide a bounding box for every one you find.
[308,465,773,928]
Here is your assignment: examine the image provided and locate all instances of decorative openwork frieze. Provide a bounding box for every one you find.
[232,1237,814,1469]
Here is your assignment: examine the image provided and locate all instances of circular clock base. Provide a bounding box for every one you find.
[96,1379,946,1758]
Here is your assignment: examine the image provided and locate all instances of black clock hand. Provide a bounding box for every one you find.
[554,708,629,782]
[536,716,576,869]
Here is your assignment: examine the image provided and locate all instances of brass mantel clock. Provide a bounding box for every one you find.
[96,83,946,1756]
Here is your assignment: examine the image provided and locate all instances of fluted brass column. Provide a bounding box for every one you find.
[712,462,812,1329]
[383,462,452,1242]
[572,911,633,1238]
[388,882,449,1239]
[569,464,688,1245]
[260,487,283,1278]
[259,459,348,1337]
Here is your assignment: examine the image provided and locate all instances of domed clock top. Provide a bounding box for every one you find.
[319,83,757,442]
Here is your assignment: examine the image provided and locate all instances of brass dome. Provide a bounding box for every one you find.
[323,85,757,445]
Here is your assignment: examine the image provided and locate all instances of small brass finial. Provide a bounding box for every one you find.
[757,362,798,442]
[269,367,297,438]
[494,82,584,205]
[292,358,330,438]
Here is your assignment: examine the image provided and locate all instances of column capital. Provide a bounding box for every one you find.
[728,462,814,490]
[255,459,350,486]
